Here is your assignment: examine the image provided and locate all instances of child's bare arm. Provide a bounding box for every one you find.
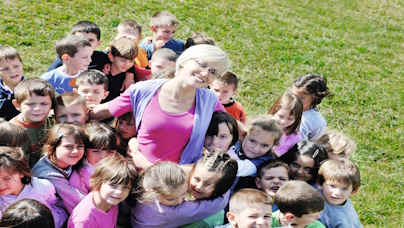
[122,72,135,91]
[89,103,112,121]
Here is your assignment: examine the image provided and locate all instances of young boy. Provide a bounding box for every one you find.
[218,188,273,228]
[272,181,326,228]
[41,35,93,94]
[185,32,215,49]
[210,72,247,124]
[54,92,88,126]
[255,159,290,212]
[139,11,184,60]
[73,69,109,106]
[317,159,362,227]
[10,78,55,167]
[317,130,357,160]
[0,45,24,121]
[47,21,109,72]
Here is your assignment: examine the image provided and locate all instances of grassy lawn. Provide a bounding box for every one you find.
[1,0,403,226]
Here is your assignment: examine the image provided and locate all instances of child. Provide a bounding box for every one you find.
[140,11,184,60]
[0,45,24,121]
[292,74,331,140]
[185,32,215,49]
[150,66,176,80]
[204,111,239,153]
[281,140,328,186]
[47,21,109,72]
[41,35,93,95]
[317,159,362,227]
[0,146,66,227]
[210,72,247,124]
[273,181,325,228]
[255,159,290,212]
[31,124,88,214]
[0,198,55,228]
[131,161,230,227]
[73,69,109,106]
[268,92,303,157]
[0,117,28,150]
[54,92,88,126]
[113,111,137,156]
[317,130,356,160]
[219,188,273,228]
[69,121,118,195]
[10,78,55,168]
[68,155,137,228]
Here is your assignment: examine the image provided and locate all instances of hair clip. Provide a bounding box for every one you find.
[312,149,319,158]
[57,132,64,140]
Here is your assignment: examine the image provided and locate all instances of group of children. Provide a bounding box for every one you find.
[0,9,362,228]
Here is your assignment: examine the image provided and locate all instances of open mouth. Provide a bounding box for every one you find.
[270,186,280,191]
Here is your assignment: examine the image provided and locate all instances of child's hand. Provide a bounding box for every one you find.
[122,72,135,91]
[127,138,153,171]
[142,36,153,44]
[102,63,111,75]
[154,40,166,51]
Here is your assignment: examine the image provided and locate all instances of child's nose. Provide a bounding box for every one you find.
[256,216,265,225]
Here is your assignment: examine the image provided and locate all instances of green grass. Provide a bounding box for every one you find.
[1,0,403,226]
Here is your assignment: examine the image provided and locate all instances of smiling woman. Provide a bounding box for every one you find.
[90,44,230,166]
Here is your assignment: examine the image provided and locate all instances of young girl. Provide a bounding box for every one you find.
[31,124,88,215]
[68,155,137,228]
[131,162,230,227]
[268,92,303,157]
[317,130,356,160]
[69,121,118,195]
[0,118,28,150]
[292,74,331,139]
[204,111,239,153]
[113,111,137,156]
[0,146,65,228]
[281,139,328,185]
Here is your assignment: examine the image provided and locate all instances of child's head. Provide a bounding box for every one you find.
[117,19,142,43]
[0,118,28,149]
[0,146,31,196]
[114,111,137,140]
[0,45,23,90]
[12,78,54,124]
[54,92,88,126]
[56,34,93,72]
[71,20,101,52]
[150,11,179,43]
[90,155,137,206]
[185,32,215,49]
[0,198,55,228]
[242,115,282,159]
[74,69,109,105]
[275,181,324,228]
[150,66,176,80]
[317,130,356,160]
[188,150,237,200]
[255,159,290,197]
[204,111,238,153]
[268,92,303,136]
[149,48,177,75]
[139,162,187,206]
[210,72,238,105]
[85,121,118,166]
[227,188,273,228]
[317,159,360,206]
[44,124,88,169]
[292,74,330,111]
[282,140,328,184]
[107,37,138,73]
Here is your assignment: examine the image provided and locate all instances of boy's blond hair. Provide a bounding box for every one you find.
[150,11,179,27]
[275,181,324,217]
[151,48,177,62]
[0,45,21,62]
[75,69,108,91]
[317,130,356,157]
[108,37,138,60]
[13,78,55,105]
[318,159,361,191]
[117,19,142,34]
[56,34,92,59]
[229,188,273,215]
[54,92,87,115]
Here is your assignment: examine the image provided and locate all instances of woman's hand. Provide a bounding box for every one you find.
[126,137,153,171]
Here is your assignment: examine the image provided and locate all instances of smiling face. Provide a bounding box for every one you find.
[75,83,109,105]
[273,108,295,130]
[256,167,289,197]
[210,80,237,105]
[0,168,24,196]
[0,58,24,90]
[289,155,315,182]
[204,122,234,153]
[110,55,136,74]
[157,183,188,206]
[86,148,117,166]
[53,135,85,169]
[13,94,52,124]
[179,59,217,89]
[54,103,87,126]
[228,203,273,228]
[242,126,276,159]
[152,25,177,43]
[319,180,355,205]
[189,166,221,199]
[66,46,93,73]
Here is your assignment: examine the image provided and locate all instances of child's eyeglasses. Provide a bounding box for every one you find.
[193,59,220,79]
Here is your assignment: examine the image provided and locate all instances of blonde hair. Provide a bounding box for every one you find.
[54,92,87,116]
[175,44,230,78]
[151,66,175,80]
[108,37,138,60]
[318,159,361,191]
[90,155,137,191]
[138,162,186,203]
[248,115,283,146]
[317,130,356,157]
[229,188,273,215]
[150,11,179,27]
[117,19,142,34]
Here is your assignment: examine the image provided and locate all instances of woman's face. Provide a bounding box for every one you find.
[179,59,217,88]
[204,122,234,153]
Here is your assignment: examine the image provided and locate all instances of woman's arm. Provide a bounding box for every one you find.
[127,137,153,171]
[88,102,112,121]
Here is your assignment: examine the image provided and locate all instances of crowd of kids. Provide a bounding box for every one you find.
[0,10,363,228]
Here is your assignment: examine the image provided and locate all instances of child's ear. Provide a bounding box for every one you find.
[350,187,359,196]
[96,40,101,48]
[284,212,295,223]
[73,88,78,93]
[255,177,262,189]
[46,145,53,153]
[61,54,70,62]
[317,182,323,190]
[150,25,157,33]
[102,91,110,100]
[107,53,114,62]
[232,89,238,97]
[148,60,152,69]
[226,212,237,226]
[12,99,21,111]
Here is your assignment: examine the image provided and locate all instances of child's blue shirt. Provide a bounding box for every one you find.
[139,39,184,60]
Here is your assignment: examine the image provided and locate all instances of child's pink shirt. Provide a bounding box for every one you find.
[69,160,95,195]
[272,132,302,157]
